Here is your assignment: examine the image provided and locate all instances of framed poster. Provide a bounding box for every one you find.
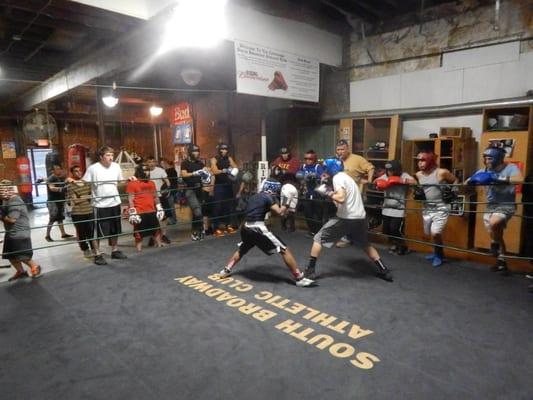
[173,123,193,145]
[1,141,16,159]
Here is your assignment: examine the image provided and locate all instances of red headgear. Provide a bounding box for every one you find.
[416,151,437,171]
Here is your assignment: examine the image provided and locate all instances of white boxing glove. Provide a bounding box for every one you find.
[229,167,239,177]
[315,184,333,197]
[156,203,165,221]
[128,208,141,225]
[281,183,298,212]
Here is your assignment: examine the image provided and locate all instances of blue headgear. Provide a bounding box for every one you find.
[323,158,343,176]
[261,179,281,194]
[483,147,505,169]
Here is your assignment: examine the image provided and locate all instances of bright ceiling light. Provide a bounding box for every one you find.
[159,0,227,53]
[150,105,163,116]
[180,68,202,86]
[102,95,118,108]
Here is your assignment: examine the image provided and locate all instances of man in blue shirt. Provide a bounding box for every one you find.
[467,146,523,274]
[217,179,315,287]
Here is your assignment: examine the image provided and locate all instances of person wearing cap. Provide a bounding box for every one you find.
[181,144,210,241]
[415,150,458,267]
[210,143,239,237]
[270,146,301,231]
[374,160,416,255]
[467,146,523,274]
[0,180,41,281]
[304,158,393,282]
[217,179,315,287]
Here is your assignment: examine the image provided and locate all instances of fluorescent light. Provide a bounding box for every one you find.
[102,95,118,108]
[159,0,227,53]
[150,105,163,116]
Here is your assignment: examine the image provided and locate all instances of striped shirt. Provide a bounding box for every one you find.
[67,181,93,215]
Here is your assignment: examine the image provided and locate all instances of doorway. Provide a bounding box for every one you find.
[27,148,52,208]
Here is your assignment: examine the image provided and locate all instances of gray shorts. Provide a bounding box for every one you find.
[422,204,450,235]
[483,204,516,229]
[314,217,369,248]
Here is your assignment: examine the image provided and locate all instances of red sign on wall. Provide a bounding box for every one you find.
[173,102,192,125]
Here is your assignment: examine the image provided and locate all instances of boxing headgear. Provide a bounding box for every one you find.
[188,144,200,160]
[261,179,281,195]
[217,143,229,155]
[385,160,402,176]
[323,158,343,176]
[416,152,437,171]
[482,146,506,170]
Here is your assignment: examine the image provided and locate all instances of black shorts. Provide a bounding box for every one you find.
[2,237,33,261]
[96,205,122,239]
[202,195,215,218]
[238,222,287,256]
[71,213,95,242]
[134,212,160,240]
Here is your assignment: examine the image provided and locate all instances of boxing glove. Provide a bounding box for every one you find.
[441,185,458,204]
[388,176,402,185]
[192,169,203,176]
[228,167,239,180]
[375,179,390,191]
[295,170,305,181]
[304,172,317,181]
[281,183,299,212]
[128,208,141,225]
[468,171,498,185]
[315,184,333,197]
[156,203,165,221]
[198,170,212,184]
[413,186,426,201]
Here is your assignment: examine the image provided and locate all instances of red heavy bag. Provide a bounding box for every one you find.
[67,144,88,174]
[16,156,32,194]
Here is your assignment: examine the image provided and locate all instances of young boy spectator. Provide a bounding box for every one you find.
[67,165,97,259]
[374,160,416,255]
[45,164,73,241]
[270,147,300,232]
[0,181,41,281]
[146,156,171,244]
[126,164,165,251]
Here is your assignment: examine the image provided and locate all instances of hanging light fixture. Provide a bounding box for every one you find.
[150,105,163,116]
[180,68,202,86]
[102,82,119,108]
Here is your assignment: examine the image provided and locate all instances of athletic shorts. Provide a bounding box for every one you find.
[95,205,122,239]
[2,237,33,261]
[314,217,369,248]
[238,221,287,256]
[483,204,516,230]
[47,201,65,223]
[422,204,450,235]
[134,212,160,240]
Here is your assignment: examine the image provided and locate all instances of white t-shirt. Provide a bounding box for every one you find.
[83,162,124,208]
[149,166,168,193]
[333,172,366,219]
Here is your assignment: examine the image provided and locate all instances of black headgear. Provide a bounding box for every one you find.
[217,143,229,151]
[385,160,402,176]
[280,147,290,155]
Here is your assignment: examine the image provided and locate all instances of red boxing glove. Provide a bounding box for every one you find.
[375,179,391,191]
[388,176,402,185]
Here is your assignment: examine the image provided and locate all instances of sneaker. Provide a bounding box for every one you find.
[490,259,507,273]
[388,245,398,255]
[425,254,435,261]
[432,256,443,267]
[44,236,53,242]
[296,277,316,287]
[396,247,411,256]
[30,265,41,278]
[191,232,201,241]
[218,267,232,278]
[214,229,225,237]
[8,270,28,281]
[162,235,171,244]
[376,270,394,282]
[111,250,127,260]
[225,226,237,234]
[304,266,316,279]
[61,234,74,239]
[94,254,107,265]
[83,249,93,258]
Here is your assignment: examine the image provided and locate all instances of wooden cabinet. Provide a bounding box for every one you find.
[339,115,401,169]
[474,106,533,254]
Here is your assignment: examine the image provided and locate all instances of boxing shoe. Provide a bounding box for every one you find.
[214,229,225,238]
[376,270,394,282]
[191,232,201,241]
[304,265,316,279]
[432,256,443,267]
[295,277,315,287]
[225,226,237,234]
[218,267,231,278]
[491,259,509,275]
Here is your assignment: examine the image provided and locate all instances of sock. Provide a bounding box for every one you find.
[374,259,388,273]
[292,268,304,280]
[307,256,317,269]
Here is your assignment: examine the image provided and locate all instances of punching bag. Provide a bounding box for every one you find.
[67,144,88,174]
[16,156,32,194]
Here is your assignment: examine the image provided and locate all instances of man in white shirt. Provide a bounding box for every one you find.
[83,146,128,265]
[305,158,393,282]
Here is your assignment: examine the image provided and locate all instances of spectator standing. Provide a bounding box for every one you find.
[45,164,73,241]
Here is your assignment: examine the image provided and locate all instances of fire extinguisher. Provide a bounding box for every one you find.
[67,144,88,174]
[16,156,33,194]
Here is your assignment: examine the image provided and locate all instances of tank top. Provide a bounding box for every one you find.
[216,155,231,184]
[418,169,443,205]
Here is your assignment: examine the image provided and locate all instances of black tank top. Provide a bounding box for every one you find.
[216,155,231,184]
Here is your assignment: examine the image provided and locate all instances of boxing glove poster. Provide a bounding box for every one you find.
[235,40,319,102]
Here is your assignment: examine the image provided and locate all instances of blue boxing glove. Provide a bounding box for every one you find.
[295,170,305,181]
[468,171,498,185]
